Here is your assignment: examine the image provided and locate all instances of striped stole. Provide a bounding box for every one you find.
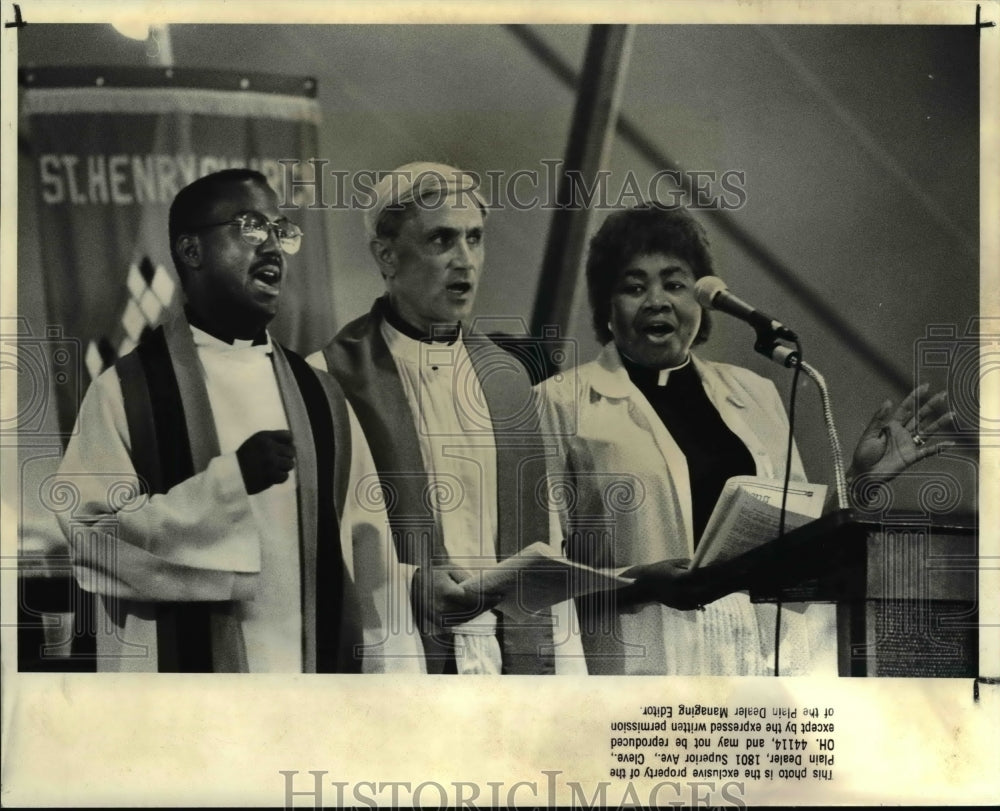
[324,301,556,674]
[114,318,363,672]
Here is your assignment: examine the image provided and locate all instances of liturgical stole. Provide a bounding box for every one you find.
[323,299,556,675]
[110,316,363,672]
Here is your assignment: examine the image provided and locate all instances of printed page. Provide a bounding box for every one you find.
[692,476,828,567]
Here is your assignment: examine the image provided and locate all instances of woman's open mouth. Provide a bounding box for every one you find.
[642,322,676,341]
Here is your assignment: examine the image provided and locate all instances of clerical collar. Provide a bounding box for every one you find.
[184,310,269,347]
[379,296,460,345]
[190,325,272,353]
[620,352,692,388]
[239,333,270,349]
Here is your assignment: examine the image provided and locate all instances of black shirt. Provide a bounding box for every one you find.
[621,355,756,546]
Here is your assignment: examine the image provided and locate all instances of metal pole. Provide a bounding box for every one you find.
[530,24,634,345]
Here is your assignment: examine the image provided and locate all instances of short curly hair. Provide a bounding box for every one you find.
[586,203,715,346]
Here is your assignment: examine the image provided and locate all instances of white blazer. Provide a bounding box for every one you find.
[538,343,835,675]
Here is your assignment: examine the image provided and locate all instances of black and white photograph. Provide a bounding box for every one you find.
[2,0,998,806]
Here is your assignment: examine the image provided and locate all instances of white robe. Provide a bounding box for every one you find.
[55,327,424,673]
[308,325,588,675]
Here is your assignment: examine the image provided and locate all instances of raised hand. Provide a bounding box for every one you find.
[236,430,295,495]
[849,383,954,483]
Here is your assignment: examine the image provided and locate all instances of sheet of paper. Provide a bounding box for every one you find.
[458,541,634,617]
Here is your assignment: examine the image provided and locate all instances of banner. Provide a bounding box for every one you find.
[20,66,332,434]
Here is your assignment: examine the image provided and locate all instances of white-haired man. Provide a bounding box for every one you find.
[310,162,584,675]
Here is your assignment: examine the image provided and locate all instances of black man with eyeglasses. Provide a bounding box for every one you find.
[56,169,425,674]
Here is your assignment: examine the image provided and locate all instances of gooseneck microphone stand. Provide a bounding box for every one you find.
[753,329,849,510]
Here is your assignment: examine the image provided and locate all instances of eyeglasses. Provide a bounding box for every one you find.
[190,211,304,255]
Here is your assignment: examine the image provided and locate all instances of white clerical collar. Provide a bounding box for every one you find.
[654,355,691,386]
[190,325,273,355]
[618,351,691,387]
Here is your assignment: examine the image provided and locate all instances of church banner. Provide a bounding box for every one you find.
[20,66,332,434]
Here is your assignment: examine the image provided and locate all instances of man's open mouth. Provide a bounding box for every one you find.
[251,265,282,294]
[446,281,472,295]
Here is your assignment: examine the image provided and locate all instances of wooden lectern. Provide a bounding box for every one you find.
[689,510,978,677]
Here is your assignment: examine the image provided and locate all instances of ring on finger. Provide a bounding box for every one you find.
[912,433,926,447]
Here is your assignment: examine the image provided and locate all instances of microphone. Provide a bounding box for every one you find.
[694,276,798,341]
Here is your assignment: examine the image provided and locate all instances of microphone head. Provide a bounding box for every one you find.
[694,276,728,309]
